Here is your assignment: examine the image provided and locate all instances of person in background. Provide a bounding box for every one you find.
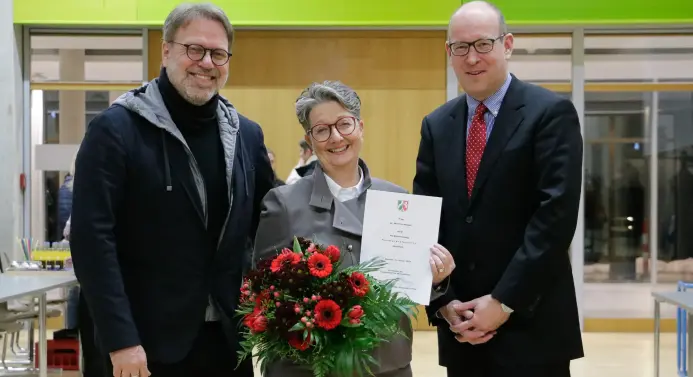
[70,3,274,377]
[267,148,285,186]
[285,139,318,184]
[414,2,584,376]
[60,155,76,326]
[57,156,75,238]
[59,154,77,330]
[59,153,104,377]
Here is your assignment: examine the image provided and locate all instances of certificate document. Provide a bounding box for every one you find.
[360,189,442,305]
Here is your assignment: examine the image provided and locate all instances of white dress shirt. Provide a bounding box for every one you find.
[324,167,365,202]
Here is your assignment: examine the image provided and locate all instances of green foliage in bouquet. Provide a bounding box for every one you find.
[236,236,418,377]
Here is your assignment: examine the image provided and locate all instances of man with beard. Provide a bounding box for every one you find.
[69,3,274,377]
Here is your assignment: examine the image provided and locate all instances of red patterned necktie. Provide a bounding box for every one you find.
[466,102,488,198]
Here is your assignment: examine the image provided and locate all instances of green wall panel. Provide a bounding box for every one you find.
[14,0,139,25]
[485,0,693,24]
[13,0,693,25]
[14,0,460,26]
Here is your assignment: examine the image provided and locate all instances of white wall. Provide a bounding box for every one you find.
[0,15,25,264]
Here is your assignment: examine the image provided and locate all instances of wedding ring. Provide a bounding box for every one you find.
[438,268,445,273]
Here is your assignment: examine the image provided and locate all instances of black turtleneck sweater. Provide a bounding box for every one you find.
[158,68,229,246]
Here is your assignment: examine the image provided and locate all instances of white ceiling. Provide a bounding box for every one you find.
[29,34,693,51]
[27,34,693,82]
[515,34,693,50]
[31,35,143,50]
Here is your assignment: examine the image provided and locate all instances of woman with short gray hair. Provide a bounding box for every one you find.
[252,81,456,377]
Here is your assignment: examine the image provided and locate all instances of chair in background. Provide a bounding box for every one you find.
[0,301,61,371]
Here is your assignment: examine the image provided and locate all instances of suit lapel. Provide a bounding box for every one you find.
[332,200,363,236]
[470,78,526,204]
[448,97,470,209]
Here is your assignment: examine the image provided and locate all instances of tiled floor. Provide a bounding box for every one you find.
[5,331,677,377]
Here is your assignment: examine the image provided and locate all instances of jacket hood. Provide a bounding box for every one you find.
[112,79,240,138]
[110,78,242,205]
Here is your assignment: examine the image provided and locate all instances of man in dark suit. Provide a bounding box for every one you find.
[413,2,584,377]
[69,3,273,377]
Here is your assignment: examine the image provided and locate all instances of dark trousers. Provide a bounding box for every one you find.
[103,322,254,377]
[446,361,571,377]
[78,292,105,377]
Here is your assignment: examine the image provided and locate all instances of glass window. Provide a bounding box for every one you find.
[583,91,651,283]
[42,90,111,143]
[509,34,572,85]
[656,91,693,282]
[31,90,113,242]
[30,33,144,83]
[585,34,693,83]
[583,90,655,320]
[581,34,693,321]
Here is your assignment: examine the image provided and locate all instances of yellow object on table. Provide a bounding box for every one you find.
[31,249,71,262]
[31,249,72,270]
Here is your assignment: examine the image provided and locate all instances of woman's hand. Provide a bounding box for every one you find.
[430,243,455,285]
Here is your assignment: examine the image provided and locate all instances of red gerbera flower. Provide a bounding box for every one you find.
[313,299,342,330]
[322,245,341,263]
[349,272,370,296]
[270,248,301,273]
[288,331,311,351]
[249,315,268,333]
[307,253,333,278]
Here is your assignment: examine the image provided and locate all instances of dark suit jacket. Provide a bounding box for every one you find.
[414,75,584,367]
[70,80,275,364]
[253,160,413,377]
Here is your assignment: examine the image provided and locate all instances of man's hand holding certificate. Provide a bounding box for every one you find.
[360,189,445,305]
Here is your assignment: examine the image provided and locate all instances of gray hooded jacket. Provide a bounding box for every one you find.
[112,79,241,321]
[113,79,239,230]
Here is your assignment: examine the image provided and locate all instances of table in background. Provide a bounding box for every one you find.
[0,274,77,377]
[653,291,693,377]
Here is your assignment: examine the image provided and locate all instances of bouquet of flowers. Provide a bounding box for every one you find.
[236,236,417,377]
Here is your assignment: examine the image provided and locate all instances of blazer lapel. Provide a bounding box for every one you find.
[308,160,370,236]
[448,97,470,209]
[333,200,363,236]
[470,77,526,204]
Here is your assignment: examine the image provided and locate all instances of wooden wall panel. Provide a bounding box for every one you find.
[147,29,447,190]
[148,30,162,80]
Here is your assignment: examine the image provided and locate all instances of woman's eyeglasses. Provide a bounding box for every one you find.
[307,116,358,142]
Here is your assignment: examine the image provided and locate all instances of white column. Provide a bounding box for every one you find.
[31,50,85,244]
[0,2,25,264]
[109,91,125,104]
[570,28,586,331]
[58,49,85,145]
[446,55,459,101]
[649,91,659,286]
